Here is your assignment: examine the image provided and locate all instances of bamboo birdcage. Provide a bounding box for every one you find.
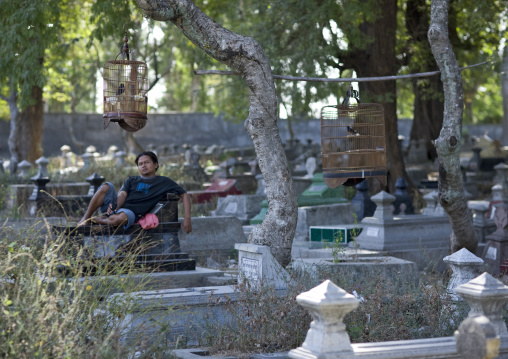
[321,87,387,188]
[103,35,148,132]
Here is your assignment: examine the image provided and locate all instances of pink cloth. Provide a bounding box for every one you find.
[137,213,159,229]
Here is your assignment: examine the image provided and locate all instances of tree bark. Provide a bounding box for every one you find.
[347,0,412,193]
[405,0,444,161]
[17,85,44,164]
[136,0,297,267]
[2,78,20,174]
[501,46,508,146]
[428,0,477,253]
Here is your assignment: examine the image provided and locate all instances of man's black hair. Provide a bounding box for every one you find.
[135,151,159,171]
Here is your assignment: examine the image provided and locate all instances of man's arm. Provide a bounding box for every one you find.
[111,190,127,213]
[181,192,192,233]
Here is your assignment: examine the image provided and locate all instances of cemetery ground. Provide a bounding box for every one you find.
[0,152,507,358]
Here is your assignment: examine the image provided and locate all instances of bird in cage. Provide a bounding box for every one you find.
[117,83,125,95]
[347,125,362,136]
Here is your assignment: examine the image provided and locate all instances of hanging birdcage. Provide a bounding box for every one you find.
[321,86,387,188]
[102,34,148,132]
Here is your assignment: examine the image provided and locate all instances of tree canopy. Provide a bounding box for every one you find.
[1,0,506,125]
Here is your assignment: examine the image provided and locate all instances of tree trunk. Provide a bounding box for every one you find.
[350,0,412,193]
[122,131,145,155]
[136,0,297,267]
[410,77,444,160]
[17,85,44,164]
[428,0,477,253]
[501,46,508,146]
[4,78,20,174]
[406,0,444,161]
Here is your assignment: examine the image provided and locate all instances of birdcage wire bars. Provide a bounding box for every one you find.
[321,103,387,188]
[103,59,149,132]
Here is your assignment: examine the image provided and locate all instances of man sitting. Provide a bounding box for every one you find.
[78,151,192,233]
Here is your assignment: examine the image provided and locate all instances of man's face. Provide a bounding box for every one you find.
[137,155,158,177]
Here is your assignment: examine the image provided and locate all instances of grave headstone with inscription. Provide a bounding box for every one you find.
[235,243,292,290]
[482,204,508,275]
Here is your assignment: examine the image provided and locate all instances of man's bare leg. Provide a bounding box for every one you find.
[91,212,128,227]
[78,184,110,225]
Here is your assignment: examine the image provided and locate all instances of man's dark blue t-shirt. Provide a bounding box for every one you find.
[119,175,186,218]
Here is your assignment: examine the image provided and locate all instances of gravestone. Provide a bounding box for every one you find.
[86,173,105,196]
[351,180,376,220]
[422,191,438,215]
[52,193,195,273]
[188,178,242,203]
[482,204,508,275]
[289,280,358,359]
[298,173,347,207]
[455,272,508,336]
[469,201,496,244]
[60,145,73,168]
[211,194,265,224]
[81,152,93,170]
[183,151,208,183]
[18,160,32,178]
[179,216,247,261]
[443,248,484,301]
[235,243,292,290]
[392,177,414,215]
[255,174,266,195]
[29,172,51,217]
[354,191,452,270]
[35,156,50,178]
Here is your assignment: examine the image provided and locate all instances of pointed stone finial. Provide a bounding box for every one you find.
[423,191,438,215]
[443,248,484,301]
[289,280,358,359]
[371,191,395,220]
[455,272,508,335]
[17,160,32,178]
[35,156,50,178]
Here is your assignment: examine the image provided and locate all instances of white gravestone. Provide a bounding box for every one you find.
[235,243,292,290]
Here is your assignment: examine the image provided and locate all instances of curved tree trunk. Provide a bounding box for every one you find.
[136,0,297,267]
[428,0,477,253]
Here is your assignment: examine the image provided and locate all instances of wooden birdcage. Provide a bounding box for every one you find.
[321,87,387,188]
[103,35,148,132]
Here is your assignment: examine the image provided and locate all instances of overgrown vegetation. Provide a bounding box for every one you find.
[202,268,471,357]
[0,219,174,358]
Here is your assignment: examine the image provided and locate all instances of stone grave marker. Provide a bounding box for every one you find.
[188,178,242,203]
[235,243,292,290]
[443,248,484,301]
[482,204,508,275]
[298,172,346,207]
[355,190,452,270]
[211,194,265,224]
[18,160,32,178]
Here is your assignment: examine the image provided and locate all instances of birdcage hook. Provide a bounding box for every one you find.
[342,84,361,106]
